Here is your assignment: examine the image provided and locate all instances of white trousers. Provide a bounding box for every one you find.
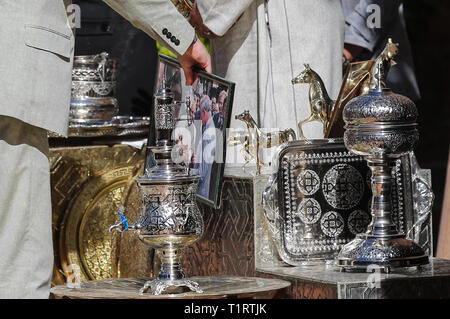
[0,116,53,298]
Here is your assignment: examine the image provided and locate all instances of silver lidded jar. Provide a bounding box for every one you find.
[336,40,429,272]
[110,87,204,295]
[70,52,119,124]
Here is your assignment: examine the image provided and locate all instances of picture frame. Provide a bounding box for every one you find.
[151,54,235,208]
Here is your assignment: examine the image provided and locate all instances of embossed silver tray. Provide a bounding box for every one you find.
[263,139,432,266]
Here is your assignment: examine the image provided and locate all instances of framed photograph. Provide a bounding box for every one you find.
[152,54,235,208]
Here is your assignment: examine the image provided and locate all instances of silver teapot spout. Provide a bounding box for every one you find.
[108,205,138,236]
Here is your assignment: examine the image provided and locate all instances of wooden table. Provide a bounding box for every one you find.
[50,276,290,299]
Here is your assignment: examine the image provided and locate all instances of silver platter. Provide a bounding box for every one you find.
[262,139,431,266]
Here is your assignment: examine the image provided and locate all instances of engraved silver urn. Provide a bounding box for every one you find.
[336,61,429,272]
[110,87,204,295]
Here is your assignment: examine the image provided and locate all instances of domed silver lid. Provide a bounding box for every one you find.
[343,39,418,126]
[343,89,418,125]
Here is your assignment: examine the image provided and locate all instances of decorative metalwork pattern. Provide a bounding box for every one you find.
[348,210,371,235]
[72,66,115,82]
[62,166,136,282]
[296,198,322,225]
[337,54,429,270]
[183,177,255,277]
[296,169,320,195]
[322,164,364,210]
[262,139,420,266]
[136,182,202,235]
[48,116,150,138]
[343,92,418,124]
[71,53,117,98]
[71,80,115,97]
[344,130,419,155]
[155,104,176,130]
[49,144,147,286]
[320,211,345,238]
[79,186,124,280]
[70,53,118,124]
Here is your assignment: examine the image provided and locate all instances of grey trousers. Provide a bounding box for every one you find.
[0,116,53,298]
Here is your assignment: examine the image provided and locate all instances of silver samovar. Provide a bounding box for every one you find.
[109,87,204,295]
[336,42,429,272]
[70,52,119,124]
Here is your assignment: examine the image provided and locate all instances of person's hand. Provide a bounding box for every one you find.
[189,2,217,39]
[343,43,365,61]
[178,37,212,86]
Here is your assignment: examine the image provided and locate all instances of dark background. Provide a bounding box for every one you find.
[73,0,158,117]
[403,0,450,253]
[73,0,449,255]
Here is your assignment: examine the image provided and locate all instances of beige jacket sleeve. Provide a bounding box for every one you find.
[103,0,195,56]
[196,0,254,36]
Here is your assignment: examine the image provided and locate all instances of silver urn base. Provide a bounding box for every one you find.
[138,245,203,295]
[336,234,428,273]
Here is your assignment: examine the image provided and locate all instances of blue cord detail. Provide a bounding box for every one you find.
[117,208,129,231]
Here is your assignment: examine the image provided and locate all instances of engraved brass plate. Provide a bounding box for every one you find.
[50,144,149,286]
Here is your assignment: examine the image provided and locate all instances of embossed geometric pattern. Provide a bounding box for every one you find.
[348,210,371,235]
[50,143,147,285]
[320,211,345,238]
[183,177,255,277]
[322,164,364,210]
[80,186,124,280]
[296,169,320,195]
[296,198,322,224]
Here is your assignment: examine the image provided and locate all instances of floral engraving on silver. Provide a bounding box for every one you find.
[348,210,371,235]
[320,211,345,238]
[71,80,115,97]
[296,198,322,225]
[109,87,203,295]
[336,43,429,272]
[296,170,320,195]
[322,164,364,210]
